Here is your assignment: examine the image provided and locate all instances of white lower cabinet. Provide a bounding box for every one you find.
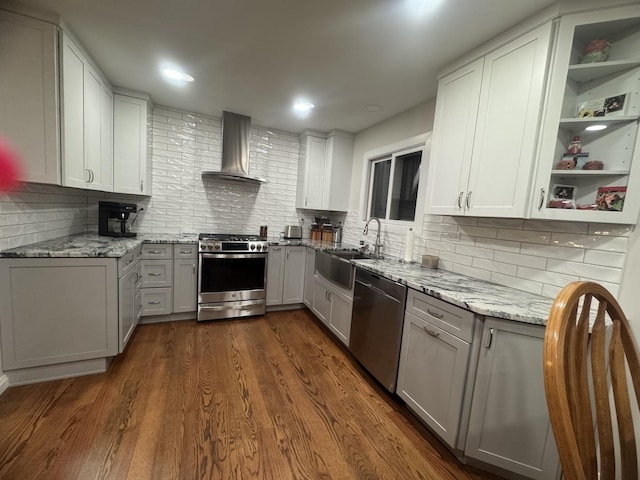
[311,273,353,346]
[464,317,560,479]
[0,258,119,370]
[117,249,139,353]
[172,244,197,313]
[303,247,316,307]
[397,311,472,449]
[140,244,173,316]
[266,246,306,306]
[397,290,476,449]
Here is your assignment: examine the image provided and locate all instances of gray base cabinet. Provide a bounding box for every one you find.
[464,317,560,479]
[311,273,353,346]
[267,246,305,306]
[397,290,476,450]
[117,246,142,352]
[0,258,118,370]
[397,311,471,449]
[172,244,197,313]
[303,247,316,307]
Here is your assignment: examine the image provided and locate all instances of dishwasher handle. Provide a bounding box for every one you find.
[356,279,402,304]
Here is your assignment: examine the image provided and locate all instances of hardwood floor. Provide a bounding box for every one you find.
[0,309,502,480]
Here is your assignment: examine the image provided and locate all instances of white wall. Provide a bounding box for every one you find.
[348,100,437,211]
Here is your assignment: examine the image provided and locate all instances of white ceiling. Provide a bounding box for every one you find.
[15,0,557,133]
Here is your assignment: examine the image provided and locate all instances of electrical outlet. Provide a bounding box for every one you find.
[442,232,461,241]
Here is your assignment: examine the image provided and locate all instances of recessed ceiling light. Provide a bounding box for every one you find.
[366,104,383,112]
[161,68,194,82]
[293,101,315,112]
[585,124,607,131]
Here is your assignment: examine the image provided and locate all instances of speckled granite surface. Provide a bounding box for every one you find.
[0,233,198,258]
[352,257,554,326]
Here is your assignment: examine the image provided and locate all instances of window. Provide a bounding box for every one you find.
[367,148,423,222]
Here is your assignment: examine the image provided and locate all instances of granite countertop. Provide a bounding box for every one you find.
[351,257,554,326]
[0,233,199,258]
[1,234,553,325]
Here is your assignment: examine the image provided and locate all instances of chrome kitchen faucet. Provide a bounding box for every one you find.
[363,217,383,258]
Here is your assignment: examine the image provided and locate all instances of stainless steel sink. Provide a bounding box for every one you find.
[329,250,374,260]
[315,250,373,290]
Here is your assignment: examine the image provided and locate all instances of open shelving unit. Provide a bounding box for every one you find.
[532,6,640,224]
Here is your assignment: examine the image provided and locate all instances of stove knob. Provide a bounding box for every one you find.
[250,243,256,250]
[257,244,263,251]
[214,243,221,250]
[206,243,213,250]
[263,244,268,252]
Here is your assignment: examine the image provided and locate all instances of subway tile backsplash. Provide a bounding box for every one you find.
[342,212,632,298]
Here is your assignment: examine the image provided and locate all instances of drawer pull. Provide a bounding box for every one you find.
[486,328,494,349]
[148,300,162,305]
[423,327,440,337]
[148,250,163,254]
[426,308,444,319]
[148,272,162,276]
[180,250,192,254]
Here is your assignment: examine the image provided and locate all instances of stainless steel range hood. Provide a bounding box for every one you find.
[201,111,266,183]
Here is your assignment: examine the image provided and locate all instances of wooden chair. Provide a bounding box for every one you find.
[544,281,640,480]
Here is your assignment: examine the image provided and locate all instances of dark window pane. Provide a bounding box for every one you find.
[390,151,421,221]
[370,160,391,219]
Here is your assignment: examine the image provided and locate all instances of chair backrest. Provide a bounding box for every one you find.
[544,281,640,480]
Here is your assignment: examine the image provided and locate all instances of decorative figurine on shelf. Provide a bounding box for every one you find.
[580,39,611,64]
[567,136,582,154]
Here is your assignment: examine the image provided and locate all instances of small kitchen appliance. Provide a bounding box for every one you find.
[197,233,269,321]
[98,201,138,237]
[282,225,302,239]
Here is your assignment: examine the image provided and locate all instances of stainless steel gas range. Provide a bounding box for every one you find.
[197,233,269,321]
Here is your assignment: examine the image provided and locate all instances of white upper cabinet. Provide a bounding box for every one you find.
[113,93,151,195]
[531,5,640,224]
[427,22,553,217]
[61,31,113,192]
[0,11,60,185]
[296,130,354,212]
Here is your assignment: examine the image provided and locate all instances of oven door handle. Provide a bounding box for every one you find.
[200,253,267,260]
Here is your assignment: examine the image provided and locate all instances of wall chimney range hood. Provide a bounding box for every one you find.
[201,111,266,183]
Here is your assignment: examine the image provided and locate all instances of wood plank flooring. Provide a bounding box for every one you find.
[0,309,502,480]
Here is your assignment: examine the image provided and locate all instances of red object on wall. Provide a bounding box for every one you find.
[0,137,23,191]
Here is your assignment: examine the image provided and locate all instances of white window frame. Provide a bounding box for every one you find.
[359,132,431,234]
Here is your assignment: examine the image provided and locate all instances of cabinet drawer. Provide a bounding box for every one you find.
[142,244,172,259]
[173,243,197,258]
[117,250,137,278]
[140,260,172,288]
[140,287,172,316]
[406,289,475,342]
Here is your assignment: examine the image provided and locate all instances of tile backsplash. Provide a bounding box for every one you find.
[342,212,631,298]
[0,183,88,251]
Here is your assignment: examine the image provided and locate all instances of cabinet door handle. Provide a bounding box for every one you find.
[426,308,443,319]
[538,188,545,210]
[485,328,494,349]
[148,300,161,305]
[148,272,162,276]
[140,180,144,192]
[286,250,289,259]
[305,196,308,206]
[193,264,196,274]
[466,191,472,209]
[457,191,464,209]
[423,326,440,337]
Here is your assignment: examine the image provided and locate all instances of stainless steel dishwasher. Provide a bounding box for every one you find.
[350,267,407,392]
